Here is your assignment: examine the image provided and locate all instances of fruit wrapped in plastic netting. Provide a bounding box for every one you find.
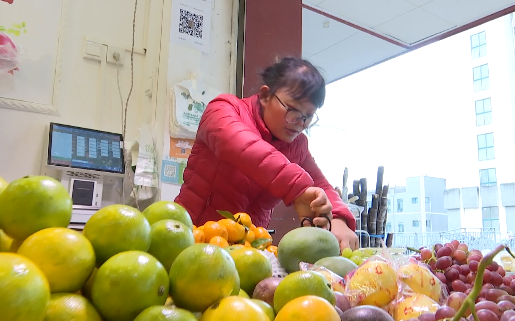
[299,261,345,293]
[343,250,401,309]
[392,288,440,321]
[262,250,288,279]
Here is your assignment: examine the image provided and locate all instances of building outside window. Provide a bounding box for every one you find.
[426,220,431,227]
[425,197,430,203]
[387,199,391,212]
[412,197,418,204]
[475,98,492,126]
[413,220,419,227]
[398,222,404,232]
[480,168,497,186]
[397,199,403,212]
[477,133,495,161]
[473,64,490,92]
[471,31,487,59]
[386,222,392,232]
[482,207,500,231]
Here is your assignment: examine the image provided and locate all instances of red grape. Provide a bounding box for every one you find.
[503,276,512,286]
[451,239,460,250]
[457,243,469,252]
[510,278,515,292]
[437,247,453,258]
[475,308,501,321]
[418,313,436,321]
[498,266,506,277]
[436,256,452,270]
[491,271,503,286]
[467,254,482,264]
[421,248,433,261]
[435,272,447,284]
[476,300,501,317]
[486,288,509,302]
[446,292,468,313]
[499,284,514,295]
[435,306,457,320]
[483,270,492,283]
[482,283,495,291]
[496,295,515,304]
[466,272,476,283]
[460,264,470,276]
[501,310,515,321]
[487,261,499,272]
[469,260,479,272]
[454,250,467,263]
[445,268,459,281]
[498,300,515,313]
[451,279,467,292]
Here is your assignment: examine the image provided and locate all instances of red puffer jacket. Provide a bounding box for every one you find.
[174,94,356,230]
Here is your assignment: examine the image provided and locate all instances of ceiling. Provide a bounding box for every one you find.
[303,0,515,83]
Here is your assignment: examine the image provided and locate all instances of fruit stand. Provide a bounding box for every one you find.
[2,175,515,321]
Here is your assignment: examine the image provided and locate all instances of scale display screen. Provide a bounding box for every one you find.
[47,122,125,174]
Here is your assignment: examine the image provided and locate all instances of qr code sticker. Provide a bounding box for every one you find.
[164,164,177,178]
[179,9,204,39]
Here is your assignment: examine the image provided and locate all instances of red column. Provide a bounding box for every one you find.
[243,0,302,97]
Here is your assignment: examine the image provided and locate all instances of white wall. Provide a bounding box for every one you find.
[0,0,238,205]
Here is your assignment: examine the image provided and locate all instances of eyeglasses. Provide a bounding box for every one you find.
[275,95,319,128]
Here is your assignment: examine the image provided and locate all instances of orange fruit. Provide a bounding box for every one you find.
[44,293,102,321]
[169,243,240,312]
[198,226,204,231]
[91,251,169,321]
[219,218,246,243]
[0,176,72,240]
[81,267,98,300]
[253,227,272,247]
[83,204,151,265]
[209,236,230,247]
[244,241,252,247]
[267,245,278,257]
[234,213,252,228]
[147,220,195,272]
[250,224,257,231]
[230,247,273,295]
[275,295,340,321]
[251,299,276,321]
[245,230,256,243]
[203,221,228,241]
[17,227,96,293]
[200,296,269,321]
[0,253,50,321]
[274,271,336,313]
[193,229,205,243]
[142,201,193,229]
[9,238,22,252]
[135,305,198,321]
[193,225,197,230]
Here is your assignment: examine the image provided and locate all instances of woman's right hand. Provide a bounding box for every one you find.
[293,187,333,227]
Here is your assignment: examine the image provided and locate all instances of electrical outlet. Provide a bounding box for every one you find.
[107,45,125,66]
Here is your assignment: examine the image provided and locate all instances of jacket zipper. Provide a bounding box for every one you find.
[198,193,213,222]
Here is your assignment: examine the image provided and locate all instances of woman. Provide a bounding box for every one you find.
[175,57,358,250]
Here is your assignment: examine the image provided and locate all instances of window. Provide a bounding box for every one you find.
[413,220,420,227]
[387,199,391,212]
[398,223,404,232]
[412,197,418,204]
[471,31,487,59]
[426,220,431,227]
[425,197,430,203]
[386,222,392,232]
[475,98,492,126]
[480,168,497,186]
[477,133,495,161]
[482,207,500,231]
[397,199,403,212]
[473,64,490,92]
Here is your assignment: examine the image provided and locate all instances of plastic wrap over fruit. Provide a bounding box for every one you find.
[0,32,20,74]
[393,290,440,321]
[299,262,345,293]
[396,257,447,304]
[343,255,401,308]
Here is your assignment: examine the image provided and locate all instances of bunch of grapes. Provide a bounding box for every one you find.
[409,240,515,321]
[341,247,375,265]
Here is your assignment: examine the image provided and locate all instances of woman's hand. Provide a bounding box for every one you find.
[331,218,359,251]
[293,187,333,228]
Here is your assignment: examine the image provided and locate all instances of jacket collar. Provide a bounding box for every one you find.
[244,95,288,149]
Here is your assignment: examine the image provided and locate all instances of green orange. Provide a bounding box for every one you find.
[229,247,273,295]
[44,293,102,321]
[169,243,240,312]
[134,305,198,321]
[142,201,193,229]
[0,253,51,321]
[91,251,169,321]
[83,204,151,265]
[0,176,72,240]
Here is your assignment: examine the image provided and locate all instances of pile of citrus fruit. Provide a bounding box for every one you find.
[0,175,349,321]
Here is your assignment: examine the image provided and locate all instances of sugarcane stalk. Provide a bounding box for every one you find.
[368,194,379,247]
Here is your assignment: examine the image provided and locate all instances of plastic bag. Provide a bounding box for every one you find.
[299,262,345,293]
[343,247,402,309]
[396,257,447,304]
[393,288,440,321]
